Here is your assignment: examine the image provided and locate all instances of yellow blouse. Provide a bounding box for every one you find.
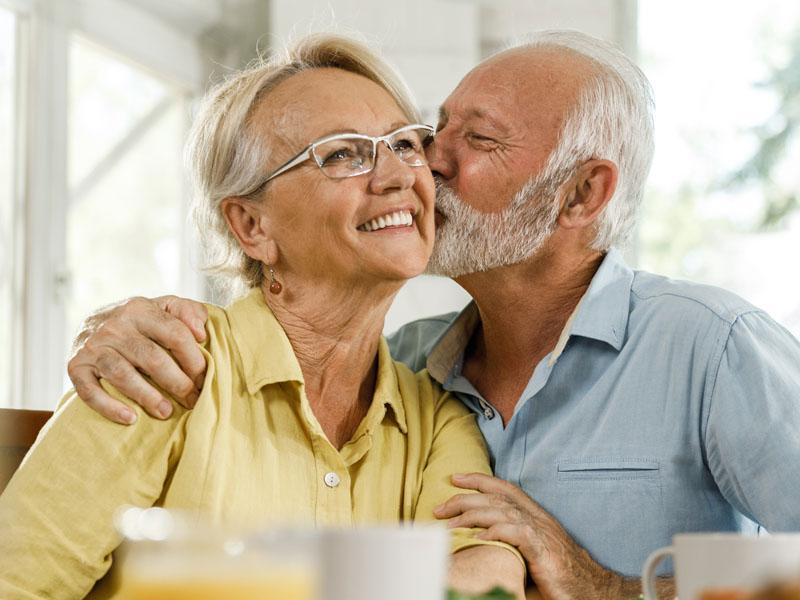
[0,290,510,599]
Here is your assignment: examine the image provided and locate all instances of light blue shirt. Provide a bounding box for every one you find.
[388,250,800,577]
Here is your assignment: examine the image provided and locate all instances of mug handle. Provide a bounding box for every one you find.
[641,545,674,600]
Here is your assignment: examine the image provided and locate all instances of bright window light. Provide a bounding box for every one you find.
[639,0,800,336]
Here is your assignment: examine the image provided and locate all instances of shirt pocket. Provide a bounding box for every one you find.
[556,457,661,482]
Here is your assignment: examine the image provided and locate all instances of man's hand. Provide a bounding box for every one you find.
[67,295,209,425]
[434,473,675,600]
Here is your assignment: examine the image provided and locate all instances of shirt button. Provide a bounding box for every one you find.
[324,472,340,488]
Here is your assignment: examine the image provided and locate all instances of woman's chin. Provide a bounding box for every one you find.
[364,255,429,285]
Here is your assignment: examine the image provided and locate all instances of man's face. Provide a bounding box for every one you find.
[425,49,591,277]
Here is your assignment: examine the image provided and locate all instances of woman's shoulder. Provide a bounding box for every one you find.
[199,302,244,371]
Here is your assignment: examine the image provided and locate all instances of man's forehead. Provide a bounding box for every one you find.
[440,46,594,125]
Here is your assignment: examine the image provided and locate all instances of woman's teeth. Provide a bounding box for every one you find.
[358,210,413,232]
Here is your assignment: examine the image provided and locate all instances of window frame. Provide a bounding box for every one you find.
[2,0,207,408]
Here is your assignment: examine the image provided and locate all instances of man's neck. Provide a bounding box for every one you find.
[455,247,605,424]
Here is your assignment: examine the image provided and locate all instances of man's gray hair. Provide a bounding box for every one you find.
[510,30,655,250]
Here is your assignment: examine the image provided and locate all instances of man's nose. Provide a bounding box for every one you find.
[368,142,415,194]
[424,134,454,181]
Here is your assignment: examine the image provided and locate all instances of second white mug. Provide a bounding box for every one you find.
[641,533,800,600]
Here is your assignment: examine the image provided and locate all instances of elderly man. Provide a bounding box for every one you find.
[69,30,800,599]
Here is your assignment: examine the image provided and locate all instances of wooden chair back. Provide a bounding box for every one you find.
[0,408,53,493]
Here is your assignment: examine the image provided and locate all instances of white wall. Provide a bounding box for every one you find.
[478,0,636,55]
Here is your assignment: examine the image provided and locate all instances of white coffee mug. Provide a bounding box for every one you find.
[319,525,449,600]
[642,533,800,600]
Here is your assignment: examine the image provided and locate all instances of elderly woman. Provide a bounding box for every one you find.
[0,35,523,598]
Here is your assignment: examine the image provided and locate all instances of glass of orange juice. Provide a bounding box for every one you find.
[115,507,317,600]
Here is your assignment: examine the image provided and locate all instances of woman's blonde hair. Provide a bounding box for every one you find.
[186,34,420,292]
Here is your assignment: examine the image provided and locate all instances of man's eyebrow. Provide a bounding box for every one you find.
[437,107,448,126]
[435,106,510,134]
[466,108,511,134]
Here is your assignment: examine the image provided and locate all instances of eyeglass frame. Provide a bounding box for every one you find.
[247,123,435,195]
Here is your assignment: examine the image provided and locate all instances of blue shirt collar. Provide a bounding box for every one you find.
[568,248,634,351]
[425,249,634,383]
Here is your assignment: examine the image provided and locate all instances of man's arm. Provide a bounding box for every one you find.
[435,473,676,600]
[704,310,800,530]
[68,295,209,424]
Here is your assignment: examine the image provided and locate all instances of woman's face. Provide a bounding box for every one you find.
[249,68,435,289]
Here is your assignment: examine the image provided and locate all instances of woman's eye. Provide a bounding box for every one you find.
[321,147,357,165]
[392,138,416,152]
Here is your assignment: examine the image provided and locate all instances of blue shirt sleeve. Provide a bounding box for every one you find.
[704,309,800,531]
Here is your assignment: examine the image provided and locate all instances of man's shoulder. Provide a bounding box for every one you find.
[630,270,760,326]
[387,312,462,372]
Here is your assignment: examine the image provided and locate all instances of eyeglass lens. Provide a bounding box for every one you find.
[312,126,431,179]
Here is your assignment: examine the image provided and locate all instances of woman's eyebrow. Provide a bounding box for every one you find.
[317,122,410,138]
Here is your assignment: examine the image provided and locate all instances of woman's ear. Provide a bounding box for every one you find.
[558,159,619,230]
[221,197,278,264]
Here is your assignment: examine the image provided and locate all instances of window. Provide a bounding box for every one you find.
[64,35,189,371]
[1,1,204,408]
[639,0,800,336]
[0,6,18,406]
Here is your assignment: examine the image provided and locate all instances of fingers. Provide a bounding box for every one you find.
[453,473,540,509]
[452,472,516,494]
[477,522,530,550]
[69,296,206,419]
[434,492,497,518]
[94,347,177,418]
[157,295,209,343]
[140,300,207,394]
[129,319,203,405]
[69,365,138,426]
[446,507,514,530]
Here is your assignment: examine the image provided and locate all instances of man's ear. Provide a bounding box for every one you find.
[558,159,618,230]
[221,197,278,265]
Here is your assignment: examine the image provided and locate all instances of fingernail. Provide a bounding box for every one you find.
[158,400,173,418]
[433,504,444,515]
[193,319,207,340]
[119,408,137,425]
[452,473,466,481]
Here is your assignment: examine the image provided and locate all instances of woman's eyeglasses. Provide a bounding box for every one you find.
[248,124,435,194]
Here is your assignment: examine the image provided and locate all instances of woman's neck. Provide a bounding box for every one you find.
[260,276,401,448]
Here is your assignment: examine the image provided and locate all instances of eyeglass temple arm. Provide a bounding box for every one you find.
[261,146,315,186]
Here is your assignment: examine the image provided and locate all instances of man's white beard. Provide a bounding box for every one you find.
[426,173,564,278]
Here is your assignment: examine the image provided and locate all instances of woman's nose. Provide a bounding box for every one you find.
[368,142,416,194]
